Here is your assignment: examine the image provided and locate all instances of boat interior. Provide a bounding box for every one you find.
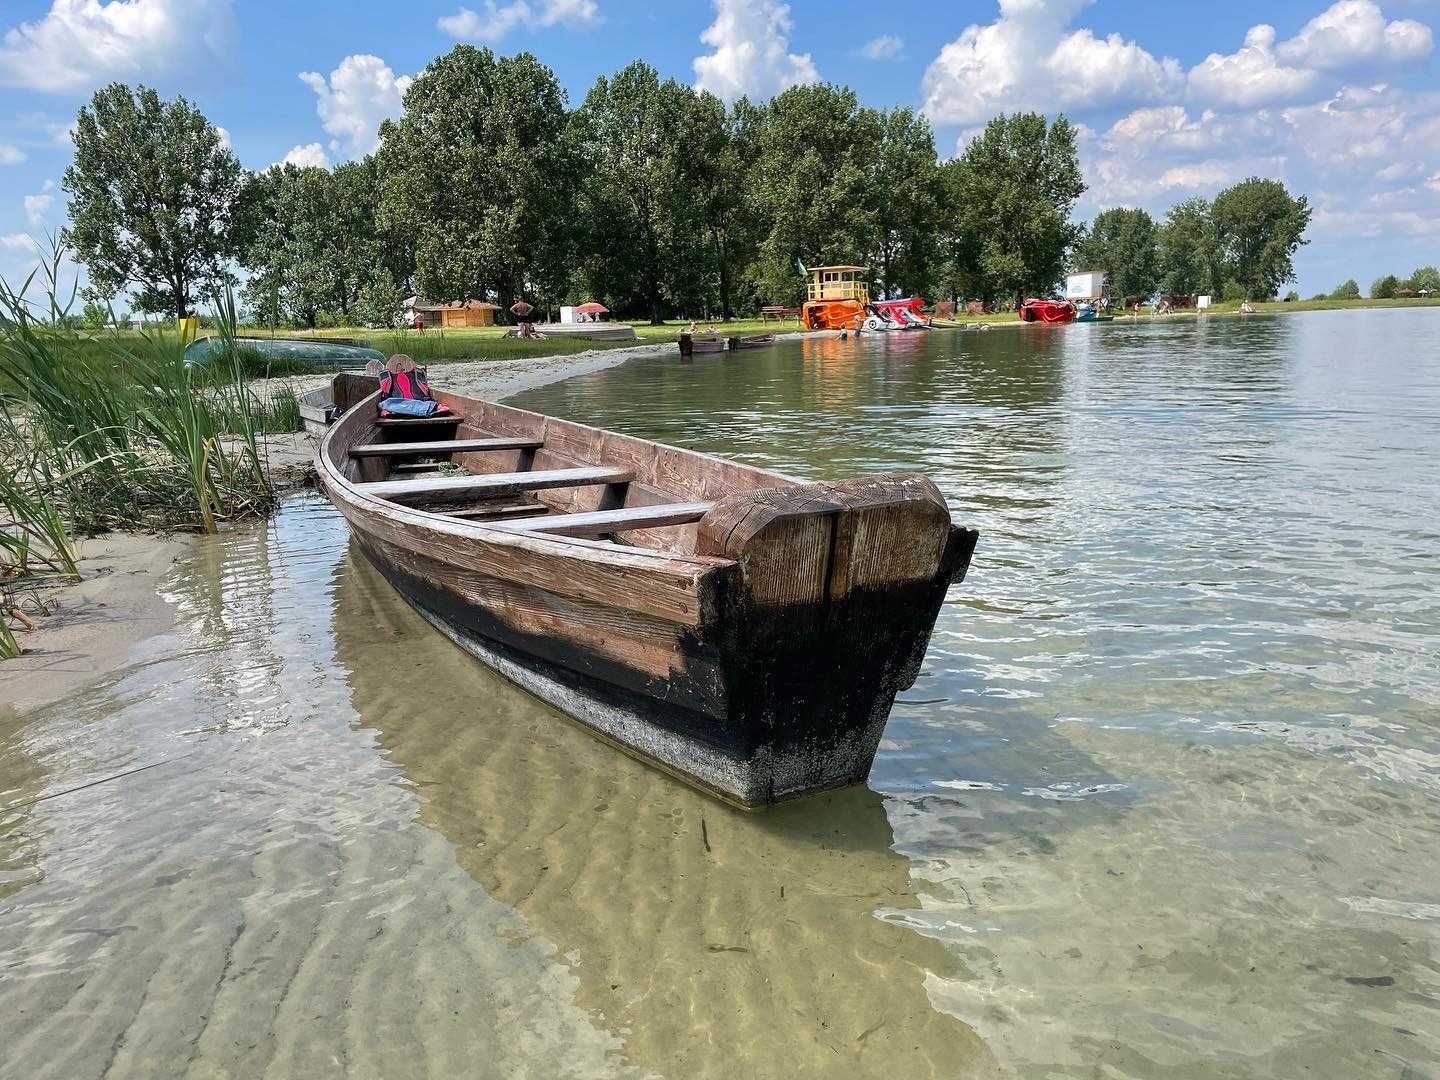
[325,375,793,558]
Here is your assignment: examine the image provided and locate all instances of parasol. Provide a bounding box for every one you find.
[574,302,609,315]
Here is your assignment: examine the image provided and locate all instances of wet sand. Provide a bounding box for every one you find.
[0,535,186,713]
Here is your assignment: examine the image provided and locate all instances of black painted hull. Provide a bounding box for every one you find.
[354,537,894,807]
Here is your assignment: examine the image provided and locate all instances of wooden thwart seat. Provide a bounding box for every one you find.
[359,466,633,505]
[350,437,542,458]
[375,415,463,428]
[489,502,715,538]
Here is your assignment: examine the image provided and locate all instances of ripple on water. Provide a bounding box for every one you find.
[3,310,1439,1078]
[511,309,1440,1078]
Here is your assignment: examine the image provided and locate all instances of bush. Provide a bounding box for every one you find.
[1221,280,1247,302]
[1284,290,1299,302]
[1407,266,1439,294]
[1370,274,1401,299]
[353,272,405,329]
[1329,279,1360,300]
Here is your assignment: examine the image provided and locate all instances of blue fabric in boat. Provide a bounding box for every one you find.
[378,397,440,417]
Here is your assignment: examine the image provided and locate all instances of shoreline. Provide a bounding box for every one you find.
[13,298,1429,711]
[0,337,718,714]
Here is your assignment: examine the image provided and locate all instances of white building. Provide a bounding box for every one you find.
[1065,271,1107,303]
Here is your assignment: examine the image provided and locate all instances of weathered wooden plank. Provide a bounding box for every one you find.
[697,485,839,606]
[375,414,463,428]
[350,437,542,458]
[330,495,727,627]
[491,502,715,538]
[443,502,546,521]
[332,372,379,415]
[359,531,720,686]
[358,466,633,505]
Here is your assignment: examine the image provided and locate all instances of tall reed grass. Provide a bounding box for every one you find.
[0,249,280,656]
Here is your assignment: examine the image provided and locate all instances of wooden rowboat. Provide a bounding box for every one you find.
[679,334,727,355]
[729,334,776,349]
[317,374,977,807]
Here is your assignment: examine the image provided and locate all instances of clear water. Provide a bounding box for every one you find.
[2,309,1438,1078]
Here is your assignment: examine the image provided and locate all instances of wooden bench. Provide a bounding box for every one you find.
[375,415,463,429]
[489,502,714,538]
[350,437,542,458]
[358,466,634,505]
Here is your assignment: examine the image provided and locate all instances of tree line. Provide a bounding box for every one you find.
[60,45,1313,325]
[1323,267,1439,301]
[1070,183,1312,305]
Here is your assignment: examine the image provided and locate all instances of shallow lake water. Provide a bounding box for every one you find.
[3,309,1439,1078]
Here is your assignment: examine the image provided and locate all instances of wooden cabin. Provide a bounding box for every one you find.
[406,298,501,329]
[806,266,870,304]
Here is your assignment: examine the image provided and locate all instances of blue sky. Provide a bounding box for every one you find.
[1,0,1437,298]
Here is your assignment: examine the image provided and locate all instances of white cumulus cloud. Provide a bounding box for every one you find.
[922,0,1183,126]
[299,55,413,159]
[1282,83,1440,167]
[1188,2,1431,107]
[1277,0,1432,70]
[693,0,819,102]
[1084,106,1280,203]
[858,34,903,61]
[25,181,56,225]
[438,0,599,41]
[0,0,237,94]
[1082,83,1440,250]
[276,143,330,169]
[1188,24,1319,107]
[0,143,25,165]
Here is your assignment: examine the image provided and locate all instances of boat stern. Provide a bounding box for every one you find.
[697,475,976,804]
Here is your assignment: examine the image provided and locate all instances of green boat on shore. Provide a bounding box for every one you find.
[184,335,386,370]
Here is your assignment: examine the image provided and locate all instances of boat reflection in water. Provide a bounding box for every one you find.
[333,546,1003,1079]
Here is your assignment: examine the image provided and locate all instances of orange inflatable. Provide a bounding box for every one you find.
[802,299,866,330]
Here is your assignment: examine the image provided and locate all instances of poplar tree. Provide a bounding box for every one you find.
[63,84,242,318]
